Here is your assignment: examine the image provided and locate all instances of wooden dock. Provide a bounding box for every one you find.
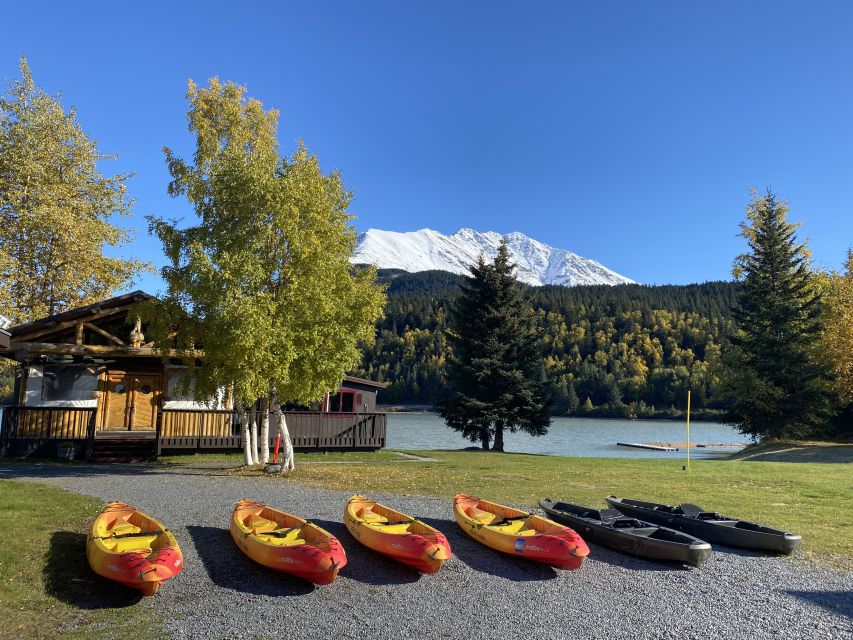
[616,442,678,452]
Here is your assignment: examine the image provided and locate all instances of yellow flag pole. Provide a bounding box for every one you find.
[686,390,691,472]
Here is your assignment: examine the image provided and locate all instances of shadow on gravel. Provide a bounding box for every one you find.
[0,463,166,480]
[584,543,692,572]
[419,516,558,582]
[186,525,315,596]
[785,590,853,619]
[46,531,143,608]
[311,518,422,586]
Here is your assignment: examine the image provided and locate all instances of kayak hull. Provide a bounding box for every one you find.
[86,502,183,596]
[231,499,346,585]
[540,499,711,567]
[606,497,801,554]
[344,495,451,573]
[454,494,589,570]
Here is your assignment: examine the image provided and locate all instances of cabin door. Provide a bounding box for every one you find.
[101,373,161,431]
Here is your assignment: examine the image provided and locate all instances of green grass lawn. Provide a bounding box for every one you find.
[243,450,853,562]
[0,480,162,640]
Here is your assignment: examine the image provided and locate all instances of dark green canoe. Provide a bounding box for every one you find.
[540,499,711,567]
[606,497,801,554]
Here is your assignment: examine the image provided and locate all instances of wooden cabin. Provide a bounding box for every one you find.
[0,291,387,460]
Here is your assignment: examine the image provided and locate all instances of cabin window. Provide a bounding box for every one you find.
[329,390,355,412]
[41,365,98,402]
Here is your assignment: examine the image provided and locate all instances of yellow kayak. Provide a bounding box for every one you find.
[231,499,347,585]
[453,493,589,570]
[86,502,183,596]
[344,495,452,573]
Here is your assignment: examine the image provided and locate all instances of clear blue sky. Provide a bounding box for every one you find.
[3,2,852,290]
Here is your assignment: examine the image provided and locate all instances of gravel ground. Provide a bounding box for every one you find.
[3,463,851,640]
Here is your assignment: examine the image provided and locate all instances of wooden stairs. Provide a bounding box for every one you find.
[90,433,156,463]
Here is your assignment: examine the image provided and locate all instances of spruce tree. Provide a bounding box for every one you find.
[722,190,833,439]
[436,242,551,451]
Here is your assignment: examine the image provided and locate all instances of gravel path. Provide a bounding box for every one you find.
[3,463,851,640]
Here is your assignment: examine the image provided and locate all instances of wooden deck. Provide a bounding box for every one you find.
[0,405,387,458]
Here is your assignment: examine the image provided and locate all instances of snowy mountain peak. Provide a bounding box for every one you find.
[352,228,635,287]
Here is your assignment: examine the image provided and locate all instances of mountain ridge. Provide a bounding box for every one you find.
[352,228,635,287]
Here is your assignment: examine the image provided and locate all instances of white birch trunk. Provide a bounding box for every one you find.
[238,406,253,466]
[270,390,295,472]
[259,397,270,464]
[249,408,259,465]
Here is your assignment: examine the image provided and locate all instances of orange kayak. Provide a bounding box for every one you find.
[344,495,451,573]
[453,493,589,570]
[231,499,346,585]
[86,502,183,596]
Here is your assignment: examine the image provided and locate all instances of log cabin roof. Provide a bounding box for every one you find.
[8,290,154,339]
[343,375,388,389]
[0,328,9,349]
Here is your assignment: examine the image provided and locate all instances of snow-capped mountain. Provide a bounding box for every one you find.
[352,228,635,287]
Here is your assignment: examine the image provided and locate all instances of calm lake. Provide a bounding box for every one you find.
[385,413,750,459]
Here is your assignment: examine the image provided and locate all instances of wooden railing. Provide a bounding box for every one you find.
[1,405,387,456]
[157,409,386,451]
[1,405,96,457]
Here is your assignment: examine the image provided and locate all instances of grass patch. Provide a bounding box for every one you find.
[253,450,853,562]
[0,480,162,640]
[158,449,406,465]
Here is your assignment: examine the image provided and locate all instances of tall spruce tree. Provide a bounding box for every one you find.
[722,190,833,439]
[436,242,551,451]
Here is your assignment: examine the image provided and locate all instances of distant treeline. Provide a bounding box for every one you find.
[354,270,740,419]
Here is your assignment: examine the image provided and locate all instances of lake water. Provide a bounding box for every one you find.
[386,413,750,459]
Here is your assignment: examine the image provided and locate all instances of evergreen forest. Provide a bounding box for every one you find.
[354,269,740,419]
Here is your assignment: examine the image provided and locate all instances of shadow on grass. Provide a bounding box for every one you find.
[45,531,142,608]
[785,590,852,619]
[418,516,558,581]
[311,518,422,586]
[186,525,315,596]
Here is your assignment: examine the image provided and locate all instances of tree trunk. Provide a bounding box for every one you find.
[493,423,504,452]
[259,397,270,464]
[270,390,295,472]
[249,408,259,465]
[480,428,490,450]
[238,405,253,466]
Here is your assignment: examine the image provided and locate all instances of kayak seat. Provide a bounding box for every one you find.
[465,506,498,524]
[679,504,722,520]
[357,507,389,524]
[246,515,280,534]
[110,533,159,553]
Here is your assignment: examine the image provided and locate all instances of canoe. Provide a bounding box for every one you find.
[344,495,451,573]
[539,498,711,567]
[606,496,801,554]
[231,499,347,585]
[453,493,589,570]
[86,501,183,596]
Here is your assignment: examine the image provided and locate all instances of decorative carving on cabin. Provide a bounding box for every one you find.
[129,317,145,348]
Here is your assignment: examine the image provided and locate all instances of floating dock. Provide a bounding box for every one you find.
[616,442,678,452]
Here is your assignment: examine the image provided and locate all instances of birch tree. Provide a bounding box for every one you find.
[0,56,148,325]
[143,78,385,468]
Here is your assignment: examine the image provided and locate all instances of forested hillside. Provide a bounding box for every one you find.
[355,270,739,418]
